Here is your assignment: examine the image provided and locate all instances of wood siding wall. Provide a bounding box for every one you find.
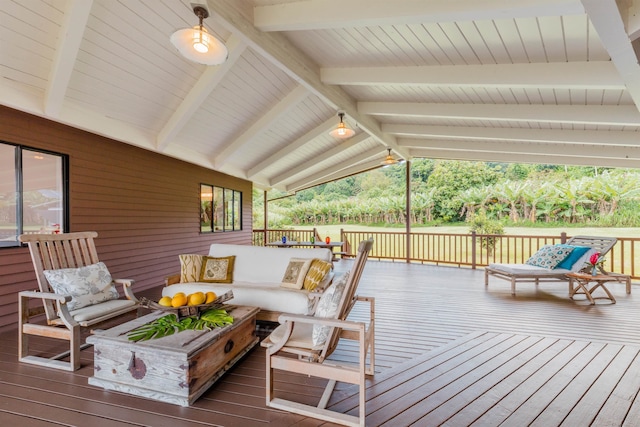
[0,106,253,332]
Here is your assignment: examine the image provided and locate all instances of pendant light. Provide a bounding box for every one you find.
[170,6,228,66]
[329,111,355,138]
[381,148,398,165]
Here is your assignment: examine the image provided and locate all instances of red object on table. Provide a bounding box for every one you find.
[325,236,330,244]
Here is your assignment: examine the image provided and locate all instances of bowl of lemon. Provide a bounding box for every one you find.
[140,290,234,318]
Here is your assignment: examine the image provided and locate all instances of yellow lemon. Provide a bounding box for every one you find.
[158,296,172,307]
[205,291,217,304]
[171,293,187,307]
[187,292,206,306]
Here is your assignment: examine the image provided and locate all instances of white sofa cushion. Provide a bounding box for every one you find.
[207,244,332,283]
[162,282,315,315]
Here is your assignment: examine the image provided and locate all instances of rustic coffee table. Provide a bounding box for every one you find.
[87,305,259,406]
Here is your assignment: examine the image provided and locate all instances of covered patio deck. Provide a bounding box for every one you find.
[1,260,639,426]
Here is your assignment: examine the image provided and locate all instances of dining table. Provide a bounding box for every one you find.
[266,240,345,261]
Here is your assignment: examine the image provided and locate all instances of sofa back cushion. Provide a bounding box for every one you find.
[208,244,332,283]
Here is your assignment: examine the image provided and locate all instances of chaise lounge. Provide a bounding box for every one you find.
[485,235,617,296]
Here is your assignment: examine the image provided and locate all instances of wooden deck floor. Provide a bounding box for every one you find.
[1,260,639,426]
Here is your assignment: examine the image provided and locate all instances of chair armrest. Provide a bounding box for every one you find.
[277,313,366,332]
[165,274,181,286]
[113,278,138,302]
[19,290,71,303]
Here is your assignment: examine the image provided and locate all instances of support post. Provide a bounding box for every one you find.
[263,190,268,246]
[405,160,411,263]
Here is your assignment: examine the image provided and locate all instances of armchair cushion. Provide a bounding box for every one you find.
[200,256,235,283]
[312,271,349,346]
[179,254,204,283]
[525,244,574,269]
[281,258,313,289]
[43,262,119,311]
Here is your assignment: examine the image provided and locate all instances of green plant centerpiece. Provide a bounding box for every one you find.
[127,308,233,342]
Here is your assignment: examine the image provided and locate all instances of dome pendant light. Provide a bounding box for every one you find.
[170,6,228,65]
[329,111,355,138]
[381,148,398,165]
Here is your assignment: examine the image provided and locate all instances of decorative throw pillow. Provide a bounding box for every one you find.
[312,271,350,346]
[281,258,314,289]
[43,262,119,311]
[179,254,204,283]
[200,256,235,283]
[554,245,591,270]
[525,244,574,269]
[303,259,332,291]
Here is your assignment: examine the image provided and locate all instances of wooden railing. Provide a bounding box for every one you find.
[253,229,640,280]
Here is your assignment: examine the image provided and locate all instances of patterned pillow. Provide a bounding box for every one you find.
[43,262,119,311]
[525,245,574,269]
[303,259,332,291]
[312,271,350,346]
[200,256,235,283]
[179,254,204,283]
[281,258,314,289]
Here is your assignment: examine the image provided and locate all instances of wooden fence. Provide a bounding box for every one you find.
[253,229,640,280]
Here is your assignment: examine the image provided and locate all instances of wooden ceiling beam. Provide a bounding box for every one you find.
[321,62,623,90]
[44,0,93,117]
[254,0,584,32]
[360,102,640,126]
[384,124,640,146]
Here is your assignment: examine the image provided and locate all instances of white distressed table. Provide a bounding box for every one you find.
[87,305,259,406]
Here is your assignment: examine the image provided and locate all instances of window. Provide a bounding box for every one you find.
[200,184,242,232]
[0,142,68,247]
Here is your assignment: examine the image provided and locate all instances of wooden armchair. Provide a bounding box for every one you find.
[18,232,138,371]
[262,238,374,427]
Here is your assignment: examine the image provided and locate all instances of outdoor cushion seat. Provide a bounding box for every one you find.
[486,263,573,276]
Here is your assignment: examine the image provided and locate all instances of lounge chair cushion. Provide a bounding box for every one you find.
[312,271,349,346]
[43,262,119,311]
[269,322,323,350]
[488,263,571,276]
[525,245,574,269]
[555,245,591,270]
[69,299,137,322]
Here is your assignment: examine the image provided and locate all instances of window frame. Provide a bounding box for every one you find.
[0,141,69,248]
[200,183,242,233]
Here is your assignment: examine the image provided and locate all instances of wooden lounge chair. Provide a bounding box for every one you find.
[485,235,617,296]
[262,238,374,427]
[18,232,138,371]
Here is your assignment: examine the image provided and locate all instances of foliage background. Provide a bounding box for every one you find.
[253,161,640,229]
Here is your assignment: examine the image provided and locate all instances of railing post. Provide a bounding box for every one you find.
[471,231,477,269]
[561,232,567,243]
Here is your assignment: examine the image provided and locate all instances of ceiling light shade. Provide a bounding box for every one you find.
[381,148,398,165]
[329,111,355,138]
[170,6,228,66]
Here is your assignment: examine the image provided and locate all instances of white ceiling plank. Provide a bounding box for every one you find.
[321,62,623,89]
[213,84,309,168]
[206,0,410,159]
[628,0,640,41]
[409,147,640,168]
[384,124,640,146]
[254,0,585,32]
[156,36,246,151]
[284,147,383,192]
[286,158,386,193]
[359,101,640,126]
[582,0,640,111]
[247,116,337,178]
[271,132,371,185]
[44,0,93,117]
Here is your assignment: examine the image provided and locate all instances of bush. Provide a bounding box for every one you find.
[468,212,504,249]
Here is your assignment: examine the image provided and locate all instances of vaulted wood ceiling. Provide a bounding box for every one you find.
[2,0,639,193]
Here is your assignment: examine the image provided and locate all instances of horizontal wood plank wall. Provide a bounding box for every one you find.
[0,106,253,332]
